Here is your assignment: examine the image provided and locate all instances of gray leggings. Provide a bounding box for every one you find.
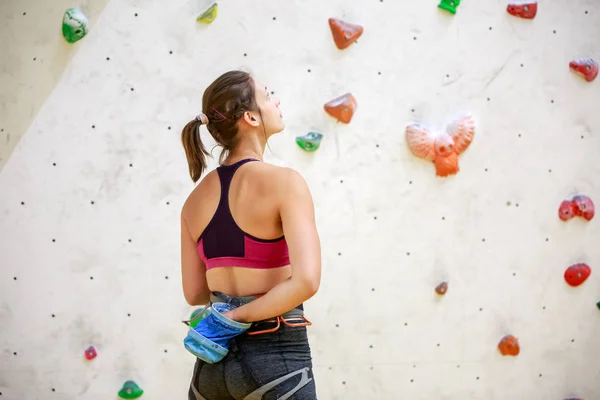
[188,309,317,399]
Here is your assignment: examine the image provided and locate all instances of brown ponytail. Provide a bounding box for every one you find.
[181,70,261,183]
[181,118,209,183]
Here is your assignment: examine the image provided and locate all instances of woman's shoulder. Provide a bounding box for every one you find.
[181,169,219,215]
[254,162,308,187]
[181,162,310,215]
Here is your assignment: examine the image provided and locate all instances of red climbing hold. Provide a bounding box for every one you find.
[498,335,520,356]
[328,18,364,50]
[569,58,598,82]
[559,200,577,221]
[572,195,595,220]
[559,195,594,221]
[435,282,448,295]
[324,93,357,124]
[506,1,537,19]
[84,346,97,360]
[564,263,591,287]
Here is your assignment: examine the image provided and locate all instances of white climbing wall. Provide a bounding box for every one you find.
[0,0,112,172]
[0,0,599,399]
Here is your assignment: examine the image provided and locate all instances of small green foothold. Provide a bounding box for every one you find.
[596,301,600,310]
[118,380,143,399]
[296,132,323,152]
[438,0,460,14]
[62,8,89,43]
[189,307,207,328]
[197,3,218,24]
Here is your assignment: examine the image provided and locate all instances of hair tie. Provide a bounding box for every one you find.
[196,113,209,125]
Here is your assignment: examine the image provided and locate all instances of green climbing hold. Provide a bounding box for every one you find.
[197,3,218,24]
[118,380,143,399]
[597,301,600,310]
[438,0,460,14]
[189,307,208,328]
[62,8,89,43]
[296,132,323,152]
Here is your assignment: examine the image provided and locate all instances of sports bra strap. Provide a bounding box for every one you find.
[217,158,259,201]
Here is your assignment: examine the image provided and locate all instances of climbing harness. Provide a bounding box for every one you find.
[182,291,312,335]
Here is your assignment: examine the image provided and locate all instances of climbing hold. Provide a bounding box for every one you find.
[438,0,460,14]
[569,58,598,82]
[296,132,324,152]
[324,93,357,124]
[558,195,594,221]
[498,335,520,356]
[197,3,218,24]
[558,200,577,221]
[84,346,97,360]
[62,8,89,43]
[506,1,537,19]
[189,308,208,329]
[564,263,591,287]
[596,301,600,310]
[435,282,448,295]
[118,380,144,399]
[328,18,364,50]
[572,195,595,220]
[405,113,475,177]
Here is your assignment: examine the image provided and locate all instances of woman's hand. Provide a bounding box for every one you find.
[221,309,240,322]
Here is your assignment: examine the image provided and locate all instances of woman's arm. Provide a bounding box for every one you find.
[225,168,321,322]
[180,210,211,306]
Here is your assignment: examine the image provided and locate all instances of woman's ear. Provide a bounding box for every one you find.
[242,111,260,127]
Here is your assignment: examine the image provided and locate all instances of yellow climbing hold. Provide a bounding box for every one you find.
[197,3,218,24]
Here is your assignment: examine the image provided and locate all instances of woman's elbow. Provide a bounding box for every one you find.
[299,273,320,297]
[184,290,209,307]
[184,293,197,306]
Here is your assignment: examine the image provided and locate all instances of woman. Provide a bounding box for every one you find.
[179,70,322,400]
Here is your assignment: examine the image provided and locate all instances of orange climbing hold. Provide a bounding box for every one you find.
[498,335,520,356]
[435,282,448,295]
[506,1,537,19]
[434,152,459,177]
[405,113,475,177]
[328,18,364,50]
[324,93,357,124]
[564,263,591,287]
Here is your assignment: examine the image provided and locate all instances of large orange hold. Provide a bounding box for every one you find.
[498,335,520,356]
[324,93,357,124]
[328,18,364,50]
[405,113,476,177]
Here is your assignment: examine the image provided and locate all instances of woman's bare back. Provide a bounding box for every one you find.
[182,161,292,296]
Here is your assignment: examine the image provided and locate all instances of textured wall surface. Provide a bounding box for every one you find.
[1,0,599,399]
[0,0,111,172]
